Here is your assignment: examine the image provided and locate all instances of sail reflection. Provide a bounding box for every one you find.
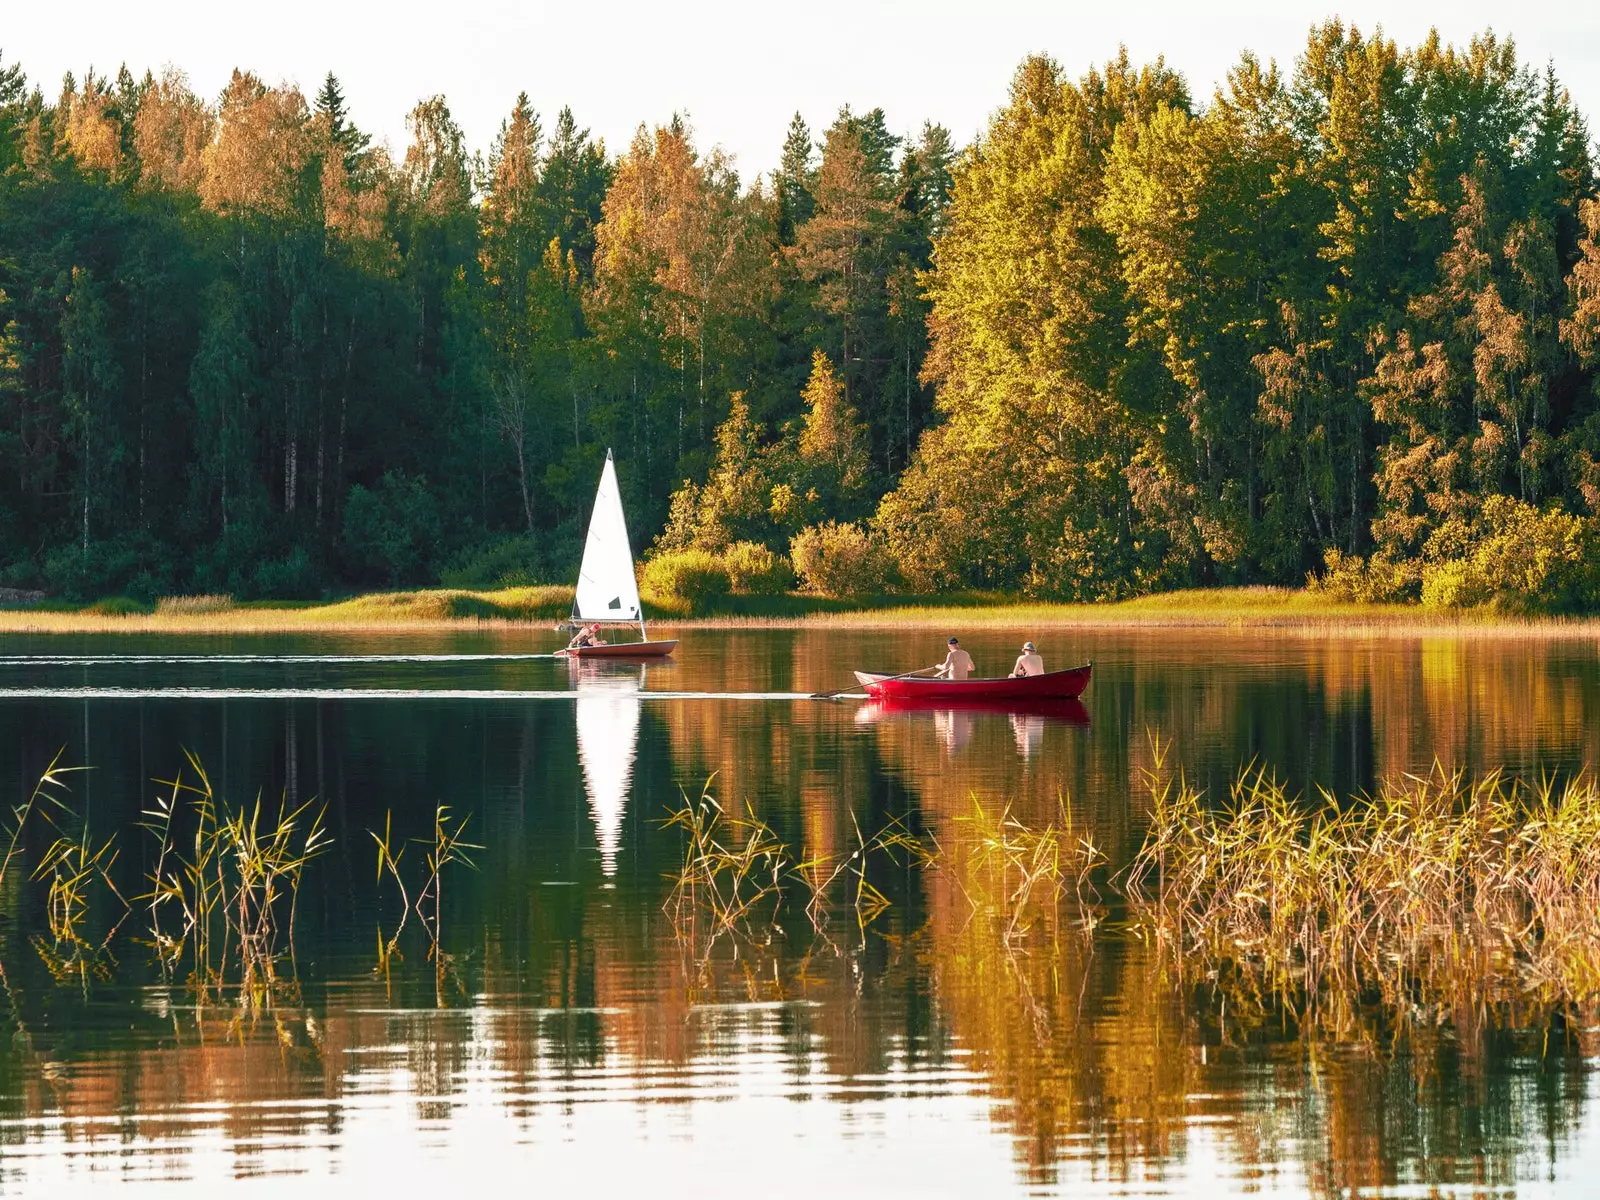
[572,664,643,876]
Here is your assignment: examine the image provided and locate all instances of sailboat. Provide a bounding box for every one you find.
[558,449,678,658]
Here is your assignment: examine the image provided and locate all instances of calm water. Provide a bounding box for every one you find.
[0,625,1598,1197]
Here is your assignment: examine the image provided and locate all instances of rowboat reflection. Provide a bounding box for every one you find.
[853,697,1090,724]
[570,661,644,876]
[854,697,1089,758]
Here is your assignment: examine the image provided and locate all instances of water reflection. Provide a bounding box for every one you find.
[0,626,1595,1195]
[1010,711,1042,759]
[571,662,644,877]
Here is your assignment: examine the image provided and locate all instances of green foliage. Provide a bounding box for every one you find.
[1307,549,1415,604]
[875,34,1600,605]
[83,595,150,616]
[789,520,894,596]
[721,541,795,595]
[439,530,580,588]
[0,39,1598,609]
[639,548,732,611]
[40,536,171,602]
[341,472,442,586]
[252,546,319,600]
[1418,497,1600,614]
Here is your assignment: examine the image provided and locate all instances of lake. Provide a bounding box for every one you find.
[0,625,1597,1197]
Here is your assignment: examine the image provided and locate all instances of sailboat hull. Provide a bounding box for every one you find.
[558,640,678,659]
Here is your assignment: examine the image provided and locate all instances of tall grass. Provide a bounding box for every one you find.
[663,781,927,950]
[0,585,575,632]
[367,805,480,1002]
[155,593,234,614]
[1,749,78,887]
[949,796,1106,942]
[1124,754,1600,1026]
[141,751,330,1006]
[5,581,1599,635]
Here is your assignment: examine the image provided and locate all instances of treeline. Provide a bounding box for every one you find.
[3,23,1600,606]
[0,50,952,597]
[872,27,1600,605]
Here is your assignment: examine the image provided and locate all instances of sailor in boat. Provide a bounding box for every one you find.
[567,622,607,651]
[1010,640,1044,678]
[936,636,975,680]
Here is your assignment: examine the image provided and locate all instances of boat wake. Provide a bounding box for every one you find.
[0,687,827,702]
[0,652,565,666]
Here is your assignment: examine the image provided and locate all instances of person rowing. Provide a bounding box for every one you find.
[1010,640,1044,678]
[936,636,975,680]
[567,622,607,651]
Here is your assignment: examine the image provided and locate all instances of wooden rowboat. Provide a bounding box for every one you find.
[853,663,1091,702]
[558,640,678,659]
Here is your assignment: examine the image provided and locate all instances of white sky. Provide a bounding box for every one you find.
[5,0,1599,181]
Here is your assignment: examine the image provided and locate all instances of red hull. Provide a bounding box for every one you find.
[854,663,1091,701]
[558,640,678,659]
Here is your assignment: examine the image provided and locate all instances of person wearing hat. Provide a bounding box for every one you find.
[566,622,608,651]
[1010,640,1044,678]
[935,636,975,680]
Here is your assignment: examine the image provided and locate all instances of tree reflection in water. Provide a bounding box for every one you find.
[0,626,1596,1193]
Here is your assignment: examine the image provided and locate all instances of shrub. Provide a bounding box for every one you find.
[1419,558,1483,610]
[43,539,142,601]
[440,529,582,589]
[342,472,442,585]
[789,521,894,596]
[721,541,795,595]
[1419,497,1600,614]
[252,546,321,600]
[83,595,150,616]
[640,549,731,612]
[1307,548,1415,604]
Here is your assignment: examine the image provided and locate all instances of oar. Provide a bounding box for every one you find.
[811,665,941,701]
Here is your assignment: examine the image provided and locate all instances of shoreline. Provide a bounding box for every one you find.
[0,585,1596,638]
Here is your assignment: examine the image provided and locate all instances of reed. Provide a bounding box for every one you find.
[664,785,789,942]
[140,751,330,1005]
[0,585,575,632]
[413,805,480,955]
[6,581,1600,636]
[664,782,930,949]
[950,796,1106,941]
[1123,757,1600,1025]
[34,825,128,947]
[1,749,78,887]
[369,810,410,967]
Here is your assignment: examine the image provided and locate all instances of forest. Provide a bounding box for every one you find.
[2,21,1599,608]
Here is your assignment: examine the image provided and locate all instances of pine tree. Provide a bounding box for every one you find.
[314,72,371,176]
[776,112,814,243]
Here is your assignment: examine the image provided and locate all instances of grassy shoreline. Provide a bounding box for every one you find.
[0,584,1595,636]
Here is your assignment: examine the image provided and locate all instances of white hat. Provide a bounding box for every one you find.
[1022,641,1035,651]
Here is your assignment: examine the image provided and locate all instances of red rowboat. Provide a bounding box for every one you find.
[558,640,678,659]
[853,663,1091,702]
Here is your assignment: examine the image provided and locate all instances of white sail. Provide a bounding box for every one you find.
[573,450,642,623]
[574,671,642,876]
